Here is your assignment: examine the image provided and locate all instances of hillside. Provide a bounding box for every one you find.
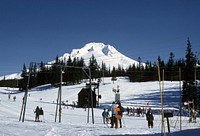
[0,77,199,136]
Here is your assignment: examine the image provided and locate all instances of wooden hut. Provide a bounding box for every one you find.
[78,88,96,108]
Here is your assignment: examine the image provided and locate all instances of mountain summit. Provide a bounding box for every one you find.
[60,42,140,69]
[0,42,141,80]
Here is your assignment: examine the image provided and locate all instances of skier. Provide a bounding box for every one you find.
[13,96,16,101]
[8,93,11,100]
[110,101,117,128]
[102,109,109,124]
[146,108,154,128]
[39,107,44,122]
[34,106,40,122]
[117,102,124,128]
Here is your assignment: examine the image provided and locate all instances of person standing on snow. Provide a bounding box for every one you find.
[34,106,40,122]
[110,101,117,128]
[39,107,44,122]
[102,109,109,124]
[117,102,124,128]
[146,108,154,128]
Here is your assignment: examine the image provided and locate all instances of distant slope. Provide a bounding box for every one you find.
[0,72,22,80]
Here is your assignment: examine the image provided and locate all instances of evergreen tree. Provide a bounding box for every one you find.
[166,52,176,80]
[49,56,62,86]
[182,38,198,110]
[111,67,117,84]
[167,52,175,69]
[127,64,136,82]
[21,64,27,78]
[63,56,72,84]
[76,57,85,83]
[29,63,38,88]
[89,55,99,80]
[19,64,28,90]
[185,38,196,81]
[37,61,47,86]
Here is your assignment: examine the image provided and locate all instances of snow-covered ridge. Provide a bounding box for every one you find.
[1,42,142,80]
[0,72,22,80]
[60,42,141,68]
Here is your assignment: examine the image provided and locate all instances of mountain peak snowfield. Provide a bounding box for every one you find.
[60,42,140,69]
[0,77,199,136]
[1,42,141,80]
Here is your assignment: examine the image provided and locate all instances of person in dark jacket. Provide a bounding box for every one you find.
[34,106,40,122]
[146,108,154,128]
[117,102,124,128]
[39,107,44,122]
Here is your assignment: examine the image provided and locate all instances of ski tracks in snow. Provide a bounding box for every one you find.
[45,126,59,136]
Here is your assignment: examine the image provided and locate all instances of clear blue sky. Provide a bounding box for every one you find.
[0,0,200,76]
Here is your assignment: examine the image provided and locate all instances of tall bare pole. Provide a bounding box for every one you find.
[55,87,60,122]
[55,65,63,123]
[59,66,62,123]
[162,69,164,106]
[179,67,182,131]
[157,61,166,136]
[19,62,32,122]
[89,68,94,124]
[19,62,95,124]
[83,67,94,124]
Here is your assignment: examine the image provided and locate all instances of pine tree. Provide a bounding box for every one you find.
[49,56,61,86]
[89,55,99,80]
[111,67,117,84]
[167,52,176,80]
[64,56,73,84]
[182,38,198,110]
[185,38,196,81]
[37,61,47,86]
[19,64,28,91]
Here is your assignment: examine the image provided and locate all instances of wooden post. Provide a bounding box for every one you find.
[157,61,166,136]
[164,112,173,133]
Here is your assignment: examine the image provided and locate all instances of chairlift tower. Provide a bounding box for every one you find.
[19,62,94,124]
[19,63,32,122]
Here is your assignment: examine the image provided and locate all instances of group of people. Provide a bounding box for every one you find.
[102,101,125,128]
[34,106,44,122]
[102,102,154,129]
[126,106,146,117]
[8,93,16,101]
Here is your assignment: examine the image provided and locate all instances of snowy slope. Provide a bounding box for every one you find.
[59,42,142,68]
[0,72,22,80]
[0,77,199,136]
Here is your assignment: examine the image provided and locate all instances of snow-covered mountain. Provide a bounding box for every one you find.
[1,42,142,80]
[0,72,22,80]
[59,42,141,69]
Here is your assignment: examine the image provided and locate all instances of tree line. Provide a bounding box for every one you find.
[0,38,199,111]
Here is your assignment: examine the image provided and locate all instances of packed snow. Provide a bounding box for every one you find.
[0,77,199,136]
